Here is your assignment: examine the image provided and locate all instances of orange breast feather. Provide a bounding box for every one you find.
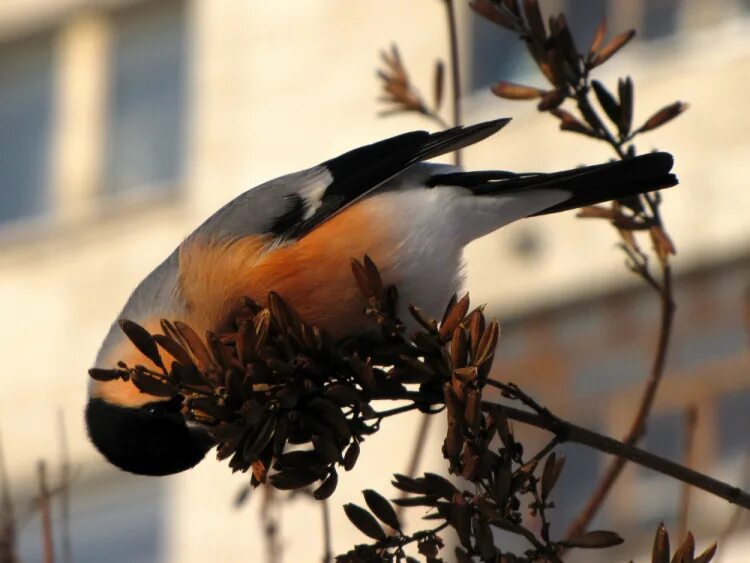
[178,200,398,339]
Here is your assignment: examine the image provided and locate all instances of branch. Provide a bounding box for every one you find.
[443,0,462,165]
[564,254,675,540]
[483,401,750,510]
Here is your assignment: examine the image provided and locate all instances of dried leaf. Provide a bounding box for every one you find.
[119,320,164,370]
[343,503,386,541]
[363,489,401,531]
[590,29,635,68]
[491,81,544,100]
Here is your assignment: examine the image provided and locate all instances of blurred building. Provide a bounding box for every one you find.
[0,0,748,561]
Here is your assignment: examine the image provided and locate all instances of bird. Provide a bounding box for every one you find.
[86,118,678,476]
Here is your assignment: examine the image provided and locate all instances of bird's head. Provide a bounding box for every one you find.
[86,391,215,476]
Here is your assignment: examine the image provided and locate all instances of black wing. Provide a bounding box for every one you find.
[270,118,511,238]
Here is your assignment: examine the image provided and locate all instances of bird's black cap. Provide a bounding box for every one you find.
[85,395,214,476]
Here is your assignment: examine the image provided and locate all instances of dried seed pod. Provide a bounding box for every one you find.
[541,452,565,501]
[491,81,544,100]
[343,440,360,471]
[470,0,520,30]
[537,89,565,111]
[119,320,164,371]
[551,108,599,138]
[618,76,634,136]
[464,390,481,435]
[695,542,718,563]
[672,532,695,563]
[270,469,320,490]
[591,80,620,126]
[153,333,193,367]
[313,469,338,500]
[173,321,213,369]
[408,304,439,333]
[450,327,469,369]
[589,17,607,55]
[639,101,688,133]
[363,489,401,532]
[88,368,122,381]
[439,294,470,340]
[652,522,670,563]
[343,503,386,541]
[565,530,624,549]
[432,59,445,111]
[590,29,635,68]
[131,370,177,397]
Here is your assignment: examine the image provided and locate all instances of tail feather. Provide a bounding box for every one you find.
[430,152,678,216]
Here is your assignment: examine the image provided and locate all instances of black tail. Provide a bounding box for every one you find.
[429,152,678,215]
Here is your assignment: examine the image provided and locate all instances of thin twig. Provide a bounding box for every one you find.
[0,433,18,563]
[321,499,332,563]
[36,462,54,563]
[443,0,462,166]
[260,486,282,563]
[394,415,433,521]
[716,454,750,563]
[678,405,699,540]
[564,263,675,540]
[480,401,750,511]
[57,412,72,563]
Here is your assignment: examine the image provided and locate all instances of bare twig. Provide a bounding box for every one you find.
[443,0,462,166]
[678,405,699,540]
[321,499,332,563]
[0,434,18,563]
[482,401,750,511]
[260,486,282,563]
[36,461,54,563]
[716,454,750,563]
[565,264,675,540]
[57,412,72,563]
[393,415,432,522]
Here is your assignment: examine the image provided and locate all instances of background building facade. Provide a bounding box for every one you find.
[1,0,749,560]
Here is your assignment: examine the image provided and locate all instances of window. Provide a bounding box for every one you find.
[565,0,608,46]
[18,472,167,563]
[642,0,681,40]
[634,410,685,527]
[468,9,528,92]
[0,33,54,224]
[105,0,187,194]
